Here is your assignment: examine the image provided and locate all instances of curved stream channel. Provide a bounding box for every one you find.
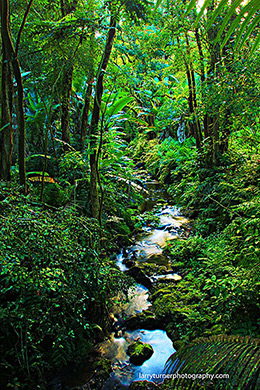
[100,181,189,389]
[48,180,189,390]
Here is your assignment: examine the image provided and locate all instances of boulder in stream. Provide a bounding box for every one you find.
[123,310,163,330]
[122,258,136,268]
[155,274,182,283]
[126,266,152,289]
[127,340,154,365]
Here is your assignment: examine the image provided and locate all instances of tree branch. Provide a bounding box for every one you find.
[15,0,34,55]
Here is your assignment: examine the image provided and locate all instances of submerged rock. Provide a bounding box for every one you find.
[127,340,154,365]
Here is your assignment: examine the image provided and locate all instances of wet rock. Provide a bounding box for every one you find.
[122,258,136,268]
[126,266,152,289]
[147,253,170,266]
[122,248,128,257]
[80,358,113,390]
[127,340,154,365]
[123,310,163,330]
[155,274,182,283]
[139,262,159,277]
[183,208,199,219]
[129,381,159,389]
[156,223,172,231]
[93,357,112,379]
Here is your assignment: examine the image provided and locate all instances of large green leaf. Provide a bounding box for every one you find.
[220,0,258,49]
[187,0,260,55]
[165,335,260,389]
[106,96,134,119]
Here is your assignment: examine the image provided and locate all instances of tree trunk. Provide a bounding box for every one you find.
[1,0,27,190]
[0,47,13,181]
[195,27,209,139]
[61,64,73,148]
[89,14,117,220]
[80,80,93,150]
[178,36,202,149]
[59,0,79,150]
[206,2,221,166]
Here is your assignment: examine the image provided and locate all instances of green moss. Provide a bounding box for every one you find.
[93,358,112,379]
[127,341,154,365]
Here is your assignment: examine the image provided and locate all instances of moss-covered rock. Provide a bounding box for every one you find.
[127,341,154,365]
[124,310,163,330]
[93,357,112,379]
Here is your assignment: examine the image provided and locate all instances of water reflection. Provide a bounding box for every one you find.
[104,184,188,388]
[112,284,151,319]
[102,330,175,389]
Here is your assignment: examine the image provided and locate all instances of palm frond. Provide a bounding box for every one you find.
[186,0,260,55]
[165,335,260,389]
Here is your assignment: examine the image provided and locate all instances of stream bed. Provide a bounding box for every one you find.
[47,180,189,390]
[99,181,189,389]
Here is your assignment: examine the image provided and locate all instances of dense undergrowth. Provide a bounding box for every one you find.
[0,169,141,389]
[132,132,260,350]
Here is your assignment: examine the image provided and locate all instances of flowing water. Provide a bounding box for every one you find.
[99,180,189,389]
[48,180,189,390]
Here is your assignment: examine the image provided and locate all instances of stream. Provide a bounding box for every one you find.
[99,180,189,389]
[47,180,189,390]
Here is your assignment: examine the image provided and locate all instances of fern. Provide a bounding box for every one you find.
[165,335,260,389]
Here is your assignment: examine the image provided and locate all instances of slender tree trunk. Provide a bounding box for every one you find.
[185,33,203,148]
[1,0,27,190]
[61,64,73,148]
[219,13,236,155]
[178,36,202,149]
[59,0,79,150]
[195,27,209,139]
[0,47,13,181]
[89,14,117,220]
[205,2,221,166]
[80,80,93,150]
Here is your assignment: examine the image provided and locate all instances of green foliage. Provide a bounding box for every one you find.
[130,135,197,183]
[156,213,260,342]
[42,182,69,207]
[166,335,260,389]
[0,184,132,389]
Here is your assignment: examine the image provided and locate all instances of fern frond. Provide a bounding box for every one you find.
[165,335,260,389]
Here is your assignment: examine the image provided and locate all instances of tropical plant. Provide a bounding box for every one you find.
[185,0,260,55]
[165,335,260,389]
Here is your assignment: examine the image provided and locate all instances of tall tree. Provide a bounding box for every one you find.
[0,4,13,181]
[0,0,29,191]
[59,0,78,149]
[88,0,149,221]
[89,6,118,221]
